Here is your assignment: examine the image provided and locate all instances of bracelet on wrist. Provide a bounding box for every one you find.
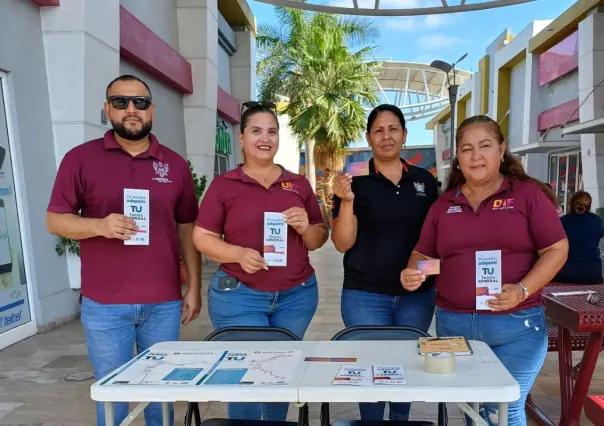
[517,282,529,301]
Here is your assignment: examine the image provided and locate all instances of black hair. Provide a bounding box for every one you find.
[106,75,152,100]
[240,106,279,133]
[366,104,406,133]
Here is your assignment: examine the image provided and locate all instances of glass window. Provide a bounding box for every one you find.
[558,155,567,212]
[0,78,31,335]
[214,154,230,178]
[548,156,558,194]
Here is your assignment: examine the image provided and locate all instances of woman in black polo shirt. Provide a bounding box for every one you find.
[331,104,438,421]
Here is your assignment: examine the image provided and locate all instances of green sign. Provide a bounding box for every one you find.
[216,127,232,155]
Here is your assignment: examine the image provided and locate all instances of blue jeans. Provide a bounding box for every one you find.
[81,296,182,426]
[208,270,319,421]
[341,288,436,420]
[435,306,548,426]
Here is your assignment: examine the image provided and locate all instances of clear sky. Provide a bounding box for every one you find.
[248,0,577,147]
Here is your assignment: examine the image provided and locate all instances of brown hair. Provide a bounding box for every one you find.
[569,191,592,215]
[446,115,557,205]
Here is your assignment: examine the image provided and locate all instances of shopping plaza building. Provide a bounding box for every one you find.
[428,0,604,216]
[0,0,255,349]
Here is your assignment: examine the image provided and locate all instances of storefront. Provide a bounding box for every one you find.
[0,72,36,349]
[548,151,583,214]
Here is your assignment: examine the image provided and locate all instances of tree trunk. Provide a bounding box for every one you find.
[305,138,316,192]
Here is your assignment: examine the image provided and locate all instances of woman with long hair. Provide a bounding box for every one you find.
[193,102,328,421]
[401,115,568,426]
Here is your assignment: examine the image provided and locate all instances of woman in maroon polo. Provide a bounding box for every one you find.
[401,115,568,426]
[193,102,328,421]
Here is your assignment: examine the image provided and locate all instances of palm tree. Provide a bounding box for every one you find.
[256,6,380,201]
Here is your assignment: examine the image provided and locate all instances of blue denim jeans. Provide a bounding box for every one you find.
[341,288,436,420]
[81,296,182,426]
[208,269,319,421]
[435,306,548,426]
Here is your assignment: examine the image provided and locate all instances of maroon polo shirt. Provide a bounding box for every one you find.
[414,177,567,314]
[47,130,199,304]
[196,165,324,291]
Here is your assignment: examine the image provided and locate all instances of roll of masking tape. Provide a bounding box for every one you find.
[424,352,456,374]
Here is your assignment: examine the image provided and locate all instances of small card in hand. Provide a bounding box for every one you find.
[417,259,440,276]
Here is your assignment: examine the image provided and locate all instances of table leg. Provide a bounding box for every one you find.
[162,402,170,426]
[105,402,115,426]
[558,325,573,415]
[561,332,604,426]
[526,394,554,426]
[498,403,508,426]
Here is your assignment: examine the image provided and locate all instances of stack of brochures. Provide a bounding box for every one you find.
[331,365,406,386]
[418,336,473,356]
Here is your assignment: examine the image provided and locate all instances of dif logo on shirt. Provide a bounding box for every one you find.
[280,181,299,194]
[492,198,515,211]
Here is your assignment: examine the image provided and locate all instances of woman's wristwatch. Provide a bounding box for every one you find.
[517,282,529,301]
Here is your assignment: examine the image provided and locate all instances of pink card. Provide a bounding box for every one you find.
[418,259,440,275]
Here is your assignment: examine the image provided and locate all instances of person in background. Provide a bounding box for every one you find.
[46,75,201,426]
[331,104,438,421]
[554,191,604,284]
[193,101,328,421]
[401,115,568,426]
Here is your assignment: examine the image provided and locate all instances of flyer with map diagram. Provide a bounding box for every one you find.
[103,350,226,386]
[203,350,302,386]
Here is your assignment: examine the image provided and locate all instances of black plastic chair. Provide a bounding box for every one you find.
[321,326,447,426]
[185,326,308,426]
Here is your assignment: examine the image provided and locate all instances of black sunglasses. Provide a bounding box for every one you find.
[107,96,152,111]
[241,101,277,114]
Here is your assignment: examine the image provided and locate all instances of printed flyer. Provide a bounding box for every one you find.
[475,250,502,310]
[263,212,287,266]
[124,188,150,245]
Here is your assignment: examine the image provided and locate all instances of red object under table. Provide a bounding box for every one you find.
[526,284,604,426]
[585,395,604,426]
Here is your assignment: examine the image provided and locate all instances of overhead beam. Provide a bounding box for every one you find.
[251,0,535,17]
[29,0,60,5]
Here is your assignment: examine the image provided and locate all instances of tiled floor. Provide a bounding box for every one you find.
[0,241,601,425]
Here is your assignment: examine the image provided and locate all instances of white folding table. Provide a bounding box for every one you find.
[90,340,520,426]
[91,341,316,426]
[298,340,520,426]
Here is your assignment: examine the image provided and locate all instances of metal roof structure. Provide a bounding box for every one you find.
[372,60,471,121]
[252,0,534,17]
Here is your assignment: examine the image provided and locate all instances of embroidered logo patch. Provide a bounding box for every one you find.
[152,162,172,184]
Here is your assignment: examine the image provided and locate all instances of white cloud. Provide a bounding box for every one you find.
[382,14,447,32]
[416,33,464,49]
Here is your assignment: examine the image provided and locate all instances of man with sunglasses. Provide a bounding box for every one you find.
[46,75,201,426]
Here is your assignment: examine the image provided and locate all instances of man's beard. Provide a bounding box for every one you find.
[111,118,152,141]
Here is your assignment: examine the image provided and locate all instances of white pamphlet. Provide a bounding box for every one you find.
[332,366,373,386]
[373,365,407,385]
[124,188,149,246]
[475,250,502,310]
[263,212,287,266]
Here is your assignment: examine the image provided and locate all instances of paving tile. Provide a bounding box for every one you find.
[0,402,24,420]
